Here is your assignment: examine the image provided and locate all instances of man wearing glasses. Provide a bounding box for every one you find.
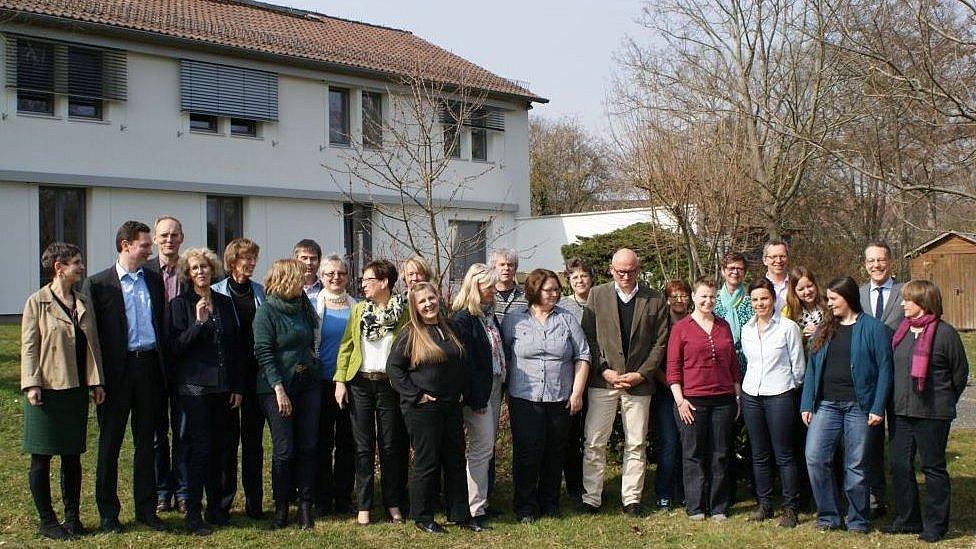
[579,249,670,516]
[762,241,791,315]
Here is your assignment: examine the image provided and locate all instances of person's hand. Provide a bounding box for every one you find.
[335,382,348,409]
[676,399,696,424]
[602,369,620,386]
[802,323,817,338]
[801,411,813,426]
[867,413,884,427]
[195,298,211,323]
[91,386,105,405]
[274,384,292,417]
[615,372,644,389]
[26,387,42,406]
[418,394,437,404]
[229,393,242,409]
[567,392,584,415]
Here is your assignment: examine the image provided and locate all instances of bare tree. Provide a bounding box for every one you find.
[529,116,612,215]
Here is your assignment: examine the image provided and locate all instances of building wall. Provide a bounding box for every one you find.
[0,182,38,315]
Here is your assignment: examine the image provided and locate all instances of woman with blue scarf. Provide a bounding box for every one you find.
[714,253,754,369]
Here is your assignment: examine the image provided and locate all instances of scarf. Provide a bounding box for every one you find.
[716,284,746,343]
[891,314,939,393]
[360,292,405,342]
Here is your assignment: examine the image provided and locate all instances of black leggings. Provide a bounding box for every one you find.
[29,454,82,522]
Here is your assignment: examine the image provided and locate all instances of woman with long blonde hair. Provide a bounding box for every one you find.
[388,282,479,534]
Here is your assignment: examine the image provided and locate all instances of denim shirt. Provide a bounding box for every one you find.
[502,305,590,402]
[115,263,156,351]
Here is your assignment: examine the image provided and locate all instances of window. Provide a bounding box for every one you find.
[14,39,54,114]
[343,203,373,290]
[67,47,104,119]
[207,196,243,255]
[180,60,277,121]
[18,91,54,115]
[362,91,383,148]
[450,221,487,280]
[68,98,103,119]
[230,118,258,137]
[471,128,488,161]
[39,187,86,286]
[329,88,350,145]
[190,113,218,133]
[444,124,461,158]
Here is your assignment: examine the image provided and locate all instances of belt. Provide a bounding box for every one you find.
[126,348,158,360]
[359,371,388,381]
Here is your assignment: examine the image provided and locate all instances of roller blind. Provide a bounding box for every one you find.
[180,59,278,121]
[439,101,505,132]
[3,34,127,101]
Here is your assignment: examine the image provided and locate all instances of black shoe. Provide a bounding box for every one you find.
[270,502,289,530]
[136,513,168,531]
[748,506,773,522]
[623,503,643,517]
[918,532,943,543]
[471,515,491,530]
[100,517,123,534]
[815,522,843,532]
[185,513,213,536]
[298,502,314,530]
[315,503,332,518]
[517,515,535,524]
[333,502,354,516]
[881,525,922,534]
[245,500,265,520]
[61,517,86,537]
[870,504,888,519]
[454,519,487,532]
[655,498,672,511]
[577,501,600,514]
[39,519,72,540]
[778,508,798,529]
[415,521,447,534]
[541,506,561,518]
[205,509,230,527]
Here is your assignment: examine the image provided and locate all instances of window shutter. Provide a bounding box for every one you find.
[181,59,278,121]
[438,100,504,132]
[3,34,127,100]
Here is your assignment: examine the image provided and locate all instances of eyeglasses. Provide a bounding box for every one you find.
[361,277,379,284]
[764,255,788,261]
[540,287,561,294]
[724,266,745,272]
[613,268,638,278]
[669,294,689,301]
[864,258,889,265]
[323,271,347,278]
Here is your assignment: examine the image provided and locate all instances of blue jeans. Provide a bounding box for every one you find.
[805,400,870,531]
[741,391,799,510]
[652,388,682,501]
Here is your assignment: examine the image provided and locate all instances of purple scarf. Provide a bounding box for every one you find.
[891,314,939,393]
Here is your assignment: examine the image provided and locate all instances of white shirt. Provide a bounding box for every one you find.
[614,283,639,304]
[765,274,789,316]
[868,277,894,318]
[361,332,394,373]
[740,314,805,397]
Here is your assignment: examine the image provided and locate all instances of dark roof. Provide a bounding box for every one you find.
[0,0,546,103]
[904,231,976,257]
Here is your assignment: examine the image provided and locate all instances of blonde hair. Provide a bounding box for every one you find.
[404,282,463,367]
[452,263,498,316]
[177,248,223,283]
[264,258,305,300]
[223,238,260,273]
[401,256,430,282]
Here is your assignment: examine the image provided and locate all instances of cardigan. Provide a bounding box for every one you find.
[252,294,320,394]
[333,300,409,382]
[800,313,893,416]
[666,315,740,397]
[451,308,502,410]
[892,321,969,420]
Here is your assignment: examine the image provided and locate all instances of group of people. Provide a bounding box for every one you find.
[19,219,969,543]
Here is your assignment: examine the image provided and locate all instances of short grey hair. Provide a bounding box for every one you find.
[489,248,519,269]
[319,253,350,278]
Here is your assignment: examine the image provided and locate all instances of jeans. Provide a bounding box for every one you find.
[509,397,571,519]
[316,380,355,512]
[652,387,682,501]
[464,375,503,517]
[154,389,187,504]
[348,375,408,511]
[741,391,800,510]
[805,400,870,531]
[178,393,232,516]
[889,415,952,538]
[582,387,651,507]
[403,400,470,523]
[261,383,322,504]
[675,395,737,516]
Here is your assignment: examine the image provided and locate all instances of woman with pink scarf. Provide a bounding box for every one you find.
[886,280,969,544]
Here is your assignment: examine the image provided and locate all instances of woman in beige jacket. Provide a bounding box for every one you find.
[21,242,105,540]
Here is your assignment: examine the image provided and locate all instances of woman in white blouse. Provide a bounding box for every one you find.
[740,278,805,528]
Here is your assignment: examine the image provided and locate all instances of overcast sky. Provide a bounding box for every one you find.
[274,0,645,133]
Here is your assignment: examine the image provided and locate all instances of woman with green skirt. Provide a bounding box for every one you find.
[21,242,105,539]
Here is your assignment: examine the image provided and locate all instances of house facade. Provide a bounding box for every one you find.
[0,0,544,315]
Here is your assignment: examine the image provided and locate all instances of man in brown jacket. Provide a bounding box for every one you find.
[579,248,669,516]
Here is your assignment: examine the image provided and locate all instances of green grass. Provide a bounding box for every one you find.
[1,323,974,547]
[961,332,976,379]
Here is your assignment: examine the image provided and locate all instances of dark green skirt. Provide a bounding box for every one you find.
[22,387,90,455]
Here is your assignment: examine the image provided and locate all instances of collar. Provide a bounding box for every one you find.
[115,262,144,280]
[159,257,178,274]
[305,279,323,291]
[614,283,640,304]
[870,277,894,291]
[765,273,789,288]
[746,313,780,328]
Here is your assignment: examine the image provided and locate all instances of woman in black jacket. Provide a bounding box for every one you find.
[168,248,241,536]
[885,280,969,543]
[388,282,478,534]
[450,263,502,526]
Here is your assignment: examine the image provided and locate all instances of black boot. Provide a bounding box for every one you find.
[60,455,85,536]
[298,502,314,530]
[30,455,72,540]
[271,502,289,530]
[185,509,213,537]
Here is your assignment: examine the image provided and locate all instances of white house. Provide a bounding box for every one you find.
[0,0,545,315]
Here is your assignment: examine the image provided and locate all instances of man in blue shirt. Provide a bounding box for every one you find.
[84,221,168,533]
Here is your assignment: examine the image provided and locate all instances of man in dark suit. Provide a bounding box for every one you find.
[144,216,189,515]
[83,220,168,533]
[580,248,670,516]
[858,241,905,519]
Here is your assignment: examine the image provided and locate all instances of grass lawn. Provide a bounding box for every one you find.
[1,323,974,547]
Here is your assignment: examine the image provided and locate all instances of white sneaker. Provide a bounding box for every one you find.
[711,514,728,522]
[689,514,706,521]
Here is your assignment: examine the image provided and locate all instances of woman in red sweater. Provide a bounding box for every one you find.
[667,277,742,521]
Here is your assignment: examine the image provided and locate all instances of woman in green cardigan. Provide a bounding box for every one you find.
[253,259,321,530]
[334,259,409,526]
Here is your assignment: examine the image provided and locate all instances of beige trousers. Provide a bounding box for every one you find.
[464,375,503,517]
[582,387,652,507]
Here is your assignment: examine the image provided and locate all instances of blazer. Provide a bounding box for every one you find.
[82,263,167,388]
[21,285,105,390]
[581,282,670,396]
[859,279,905,332]
[800,313,893,416]
[168,291,242,393]
[451,308,502,410]
[333,301,409,383]
[892,321,969,420]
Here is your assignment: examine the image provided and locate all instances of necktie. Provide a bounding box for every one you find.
[875,287,884,318]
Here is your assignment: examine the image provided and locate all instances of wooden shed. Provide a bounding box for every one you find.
[906,231,976,331]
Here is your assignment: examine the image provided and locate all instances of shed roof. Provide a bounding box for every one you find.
[904,231,976,258]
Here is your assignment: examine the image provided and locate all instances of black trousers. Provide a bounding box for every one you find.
[95,355,161,521]
[348,375,409,512]
[741,391,800,510]
[316,380,355,511]
[219,386,267,513]
[261,383,322,504]
[154,388,186,504]
[29,454,81,523]
[866,416,888,507]
[509,397,571,519]
[403,400,470,523]
[676,395,736,516]
[889,415,952,538]
[178,393,231,516]
[562,390,586,498]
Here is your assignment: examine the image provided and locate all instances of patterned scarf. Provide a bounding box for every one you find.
[360,292,405,342]
[891,314,939,393]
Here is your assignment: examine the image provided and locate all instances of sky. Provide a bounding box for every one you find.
[273,0,645,134]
